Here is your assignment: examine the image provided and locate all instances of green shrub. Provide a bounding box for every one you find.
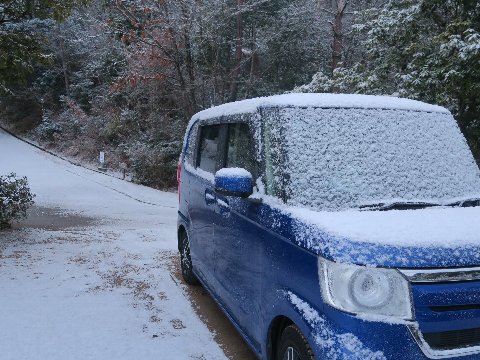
[127,141,180,189]
[35,111,62,141]
[0,173,35,229]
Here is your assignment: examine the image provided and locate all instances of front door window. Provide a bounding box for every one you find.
[226,123,256,179]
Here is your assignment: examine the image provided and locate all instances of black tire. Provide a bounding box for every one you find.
[179,232,199,285]
[277,325,315,360]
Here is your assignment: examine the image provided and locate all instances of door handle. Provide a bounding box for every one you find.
[205,191,216,205]
[216,198,230,211]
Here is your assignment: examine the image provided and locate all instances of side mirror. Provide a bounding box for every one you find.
[214,168,253,198]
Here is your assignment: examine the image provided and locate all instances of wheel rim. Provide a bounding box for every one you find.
[283,346,302,360]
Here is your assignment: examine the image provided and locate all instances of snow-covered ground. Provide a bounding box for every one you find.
[0,129,227,360]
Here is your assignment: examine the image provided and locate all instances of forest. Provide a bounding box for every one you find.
[1,0,479,188]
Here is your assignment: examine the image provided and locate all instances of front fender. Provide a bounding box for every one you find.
[262,290,319,360]
[264,290,387,360]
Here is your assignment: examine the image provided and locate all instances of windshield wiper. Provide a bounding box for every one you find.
[359,201,441,211]
[359,197,480,211]
[445,198,480,208]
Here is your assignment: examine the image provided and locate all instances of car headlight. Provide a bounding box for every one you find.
[318,257,413,321]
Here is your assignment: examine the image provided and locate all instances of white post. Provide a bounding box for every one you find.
[98,151,106,171]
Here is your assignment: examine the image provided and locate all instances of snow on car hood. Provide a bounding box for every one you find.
[289,206,480,268]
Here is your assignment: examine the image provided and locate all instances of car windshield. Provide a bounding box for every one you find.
[262,107,480,211]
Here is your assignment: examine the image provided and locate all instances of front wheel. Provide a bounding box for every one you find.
[277,325,315,360]
[179,232,199,285]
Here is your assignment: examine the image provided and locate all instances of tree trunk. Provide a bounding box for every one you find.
[230,0,244,102]
[57,23,70,97]
[246,24,259,97]
[180,1,197,117]
[332,0,348,72]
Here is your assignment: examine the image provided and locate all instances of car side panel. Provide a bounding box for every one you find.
[213,194,265,353]
[183,167,217,283]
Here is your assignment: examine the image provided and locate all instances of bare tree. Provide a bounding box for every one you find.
[331,0,349,71]
[230,0,244,102]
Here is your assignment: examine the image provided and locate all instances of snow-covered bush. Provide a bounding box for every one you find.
[0,173,35,229]
[36,111,62,140]
[127,141,181,188]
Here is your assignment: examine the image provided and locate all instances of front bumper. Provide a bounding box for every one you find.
[309,310,480,360]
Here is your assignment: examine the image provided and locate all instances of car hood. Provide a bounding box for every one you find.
[289,206,480,268]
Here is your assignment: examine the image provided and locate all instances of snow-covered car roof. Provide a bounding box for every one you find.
[192,93,449,121]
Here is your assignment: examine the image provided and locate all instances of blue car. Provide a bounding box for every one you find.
[177,93,480,360]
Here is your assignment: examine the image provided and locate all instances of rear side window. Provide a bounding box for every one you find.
[185,122,199,165]
[197,125,221,173]
[226,123,257,179]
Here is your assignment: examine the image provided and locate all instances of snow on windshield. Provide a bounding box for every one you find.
[264,107,480,211]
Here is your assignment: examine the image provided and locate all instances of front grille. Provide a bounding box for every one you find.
[423,328,480,350]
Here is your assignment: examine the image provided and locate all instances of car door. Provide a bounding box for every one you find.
[213,121,265,349]
[187,123,224,283]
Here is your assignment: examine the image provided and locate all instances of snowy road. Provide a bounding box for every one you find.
[0,129,229,360]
